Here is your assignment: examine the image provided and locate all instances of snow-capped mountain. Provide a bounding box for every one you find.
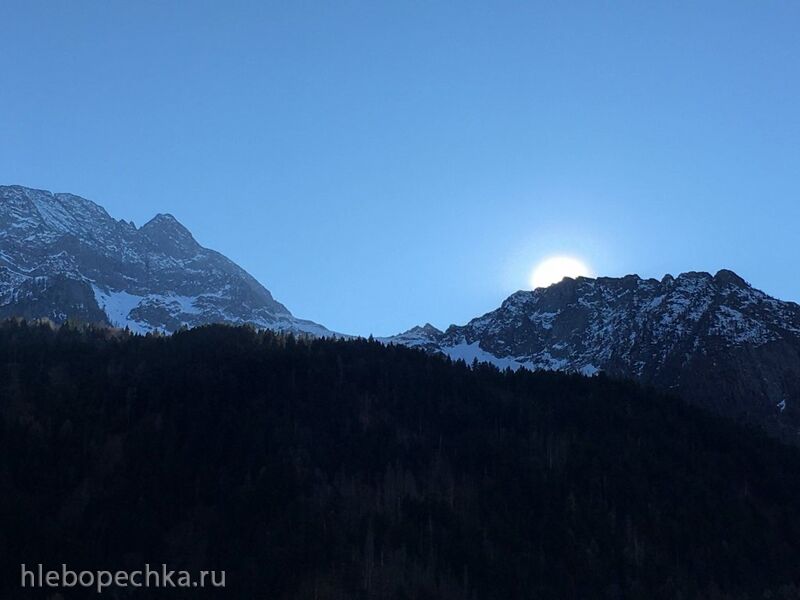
[0,185,334,335]
[4,184,799,438]
[387,271,800,439]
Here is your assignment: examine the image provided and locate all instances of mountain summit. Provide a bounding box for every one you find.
[0,185,333,335]
[388,270,800,440]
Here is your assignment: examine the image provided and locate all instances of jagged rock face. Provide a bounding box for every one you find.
[388,271,800,440]
[0,185,332,335]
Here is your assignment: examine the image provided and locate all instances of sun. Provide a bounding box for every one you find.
[530,256,592,289]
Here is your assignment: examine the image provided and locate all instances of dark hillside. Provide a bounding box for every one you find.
[1,321,799,599]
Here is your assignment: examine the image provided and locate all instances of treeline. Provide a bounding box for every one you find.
[1,320,800,599]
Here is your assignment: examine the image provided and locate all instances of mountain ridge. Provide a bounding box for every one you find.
[386,269,800,440]
[0,184,332,335]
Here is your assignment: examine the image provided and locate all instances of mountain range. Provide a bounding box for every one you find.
[2,184,799,440]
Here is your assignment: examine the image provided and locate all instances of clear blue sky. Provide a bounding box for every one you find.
[1,1,798,336]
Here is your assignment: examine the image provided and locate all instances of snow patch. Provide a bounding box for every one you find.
[710,305,775,345]
[529,311,559,329]
[92,285,151,333]
[580,364,600,376]
[441,342,526,371]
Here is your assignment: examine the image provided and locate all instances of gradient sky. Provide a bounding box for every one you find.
[1,1,798,336]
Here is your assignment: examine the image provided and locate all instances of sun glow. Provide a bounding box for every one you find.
[530,256,592,289]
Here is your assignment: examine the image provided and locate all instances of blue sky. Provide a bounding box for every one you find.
[1,1,798,336]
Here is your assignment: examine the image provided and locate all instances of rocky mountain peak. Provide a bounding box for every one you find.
[0,185,333,337]
[713,268,749,288]
[416,322,443,336]
[140,212,199,256]
[142,212,185,230]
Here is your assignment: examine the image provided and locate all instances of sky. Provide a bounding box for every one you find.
[1,1,798,336]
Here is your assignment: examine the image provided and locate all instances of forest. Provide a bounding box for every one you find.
[1,319,800,599]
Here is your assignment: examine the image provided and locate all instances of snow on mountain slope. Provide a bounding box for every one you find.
[387,271,800,441]
[0,185,336,336]
[390,271,799,371]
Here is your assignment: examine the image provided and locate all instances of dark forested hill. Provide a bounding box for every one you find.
[1,321,800,599]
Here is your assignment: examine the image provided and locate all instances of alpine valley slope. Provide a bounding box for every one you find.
[0,185,333,335]
[4,184,800,440]
[387,271,800,440]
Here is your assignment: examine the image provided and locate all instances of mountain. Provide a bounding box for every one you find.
[387,271,800,440]
[0,185,333,335]
[4,184,799,439]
